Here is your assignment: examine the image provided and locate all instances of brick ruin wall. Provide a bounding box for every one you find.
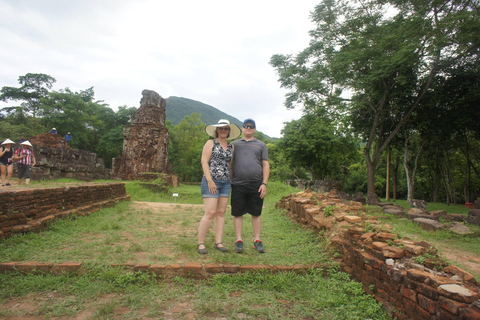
[276,190,480,320]
[0,183,130,240]
[16,133,111,181]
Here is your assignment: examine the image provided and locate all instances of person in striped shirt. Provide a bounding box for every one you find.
[13,141,36,185]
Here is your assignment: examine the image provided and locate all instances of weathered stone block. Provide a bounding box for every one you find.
[413,218,445,231]
[466,209,480,226]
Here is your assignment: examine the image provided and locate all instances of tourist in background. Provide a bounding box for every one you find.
[14,141,36,185]
[0,139,16,186]
[197,119,241,254]
[231,118,270,253]
[65,132,72,146]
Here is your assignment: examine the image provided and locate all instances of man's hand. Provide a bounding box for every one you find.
[259,184,267,199]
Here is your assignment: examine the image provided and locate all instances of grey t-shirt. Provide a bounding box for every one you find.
[232,138,268,185]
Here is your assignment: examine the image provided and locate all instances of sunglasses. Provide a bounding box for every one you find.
[243,125,255,129]
[217,127,230,131]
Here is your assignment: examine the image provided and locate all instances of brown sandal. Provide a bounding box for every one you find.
[214,242,228,252]
[197,243,208,254]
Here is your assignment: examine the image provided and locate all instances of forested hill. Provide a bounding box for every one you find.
[166,96,243,129]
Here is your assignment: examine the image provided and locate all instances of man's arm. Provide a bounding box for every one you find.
[262,159,270,185]
[259,159,270,199]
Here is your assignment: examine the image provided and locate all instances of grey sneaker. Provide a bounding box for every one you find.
[253,240,265,253]
[235,240,243,253]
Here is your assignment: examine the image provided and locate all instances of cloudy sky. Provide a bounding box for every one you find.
[0,0,319,138]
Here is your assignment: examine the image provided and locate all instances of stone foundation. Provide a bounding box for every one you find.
[275,190,480,320]
[0,183,130,240]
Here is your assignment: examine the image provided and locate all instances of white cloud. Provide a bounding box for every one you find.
[0,0,318,137]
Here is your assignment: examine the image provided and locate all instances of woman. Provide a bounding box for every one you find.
[13,140,36,185]
[0,139,16,186]
[197,119,241,254]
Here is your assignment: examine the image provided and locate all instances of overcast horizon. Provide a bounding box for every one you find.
[0,0,321,138]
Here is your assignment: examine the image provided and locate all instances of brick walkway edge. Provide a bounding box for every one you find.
[0,261,329,280]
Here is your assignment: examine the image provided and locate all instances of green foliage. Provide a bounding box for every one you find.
[271,0,479,197]
[168,113,206,182]
[0,118,44,144]
[0,73,56,118]
[279,113,360,181]
[323,205,335,217]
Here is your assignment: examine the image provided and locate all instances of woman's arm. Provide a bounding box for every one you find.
[201,139,214,180]
[201,139,217,194]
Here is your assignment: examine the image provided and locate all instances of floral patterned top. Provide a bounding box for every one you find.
[209,139,233,181]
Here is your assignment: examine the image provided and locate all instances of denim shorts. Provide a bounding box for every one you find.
[201,176,231,198]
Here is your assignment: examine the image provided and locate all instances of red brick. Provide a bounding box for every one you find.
[443,264,478,286]
[133,263,149,272]
[239,264,271,273]
[400,285,418,302]
[403,297,418,319]
[377,288,389,300]
[222,263,240,273]
[416,283,439,300]
[35,262,54,273]
[382,245,405,258]
[459,307,480,319]
[373,232,397,241]
[164,264,184,278]
[426,274,460,287]
[415,305,432,319]
[438,296,468,314]
[417,294,436,314]
[148,264,166,276]
[51,262,82,274]
[16,261,40,273]
[0,262,18,273]
[357,250,385,269]
[204,263,222,274]
[407,269,432,283]
[272,265,295,273]
[184,262,206,279]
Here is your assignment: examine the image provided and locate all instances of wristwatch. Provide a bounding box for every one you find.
[262,182,268,187]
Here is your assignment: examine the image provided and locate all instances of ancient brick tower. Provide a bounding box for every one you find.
[112,90,171,180]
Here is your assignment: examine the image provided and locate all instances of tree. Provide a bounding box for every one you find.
[168,113,206,182]
[0,73,56,118]
[96,105,137,167]
[271,0,479,201]
[279,113,358,181]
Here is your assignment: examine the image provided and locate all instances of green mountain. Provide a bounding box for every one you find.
[166,96,244,129]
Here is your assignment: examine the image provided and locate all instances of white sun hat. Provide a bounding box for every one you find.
[205,119,241,140]
[1,139,15,145]
[21,141,33,147]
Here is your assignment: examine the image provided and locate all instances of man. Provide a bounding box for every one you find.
[231,118,270,253]
[14,141,36,185]
[65,132,73,146]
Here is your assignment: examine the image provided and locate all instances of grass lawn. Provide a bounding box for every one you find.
[0,180,390,320]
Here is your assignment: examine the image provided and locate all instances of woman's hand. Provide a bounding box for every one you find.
[208,179,217,195]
